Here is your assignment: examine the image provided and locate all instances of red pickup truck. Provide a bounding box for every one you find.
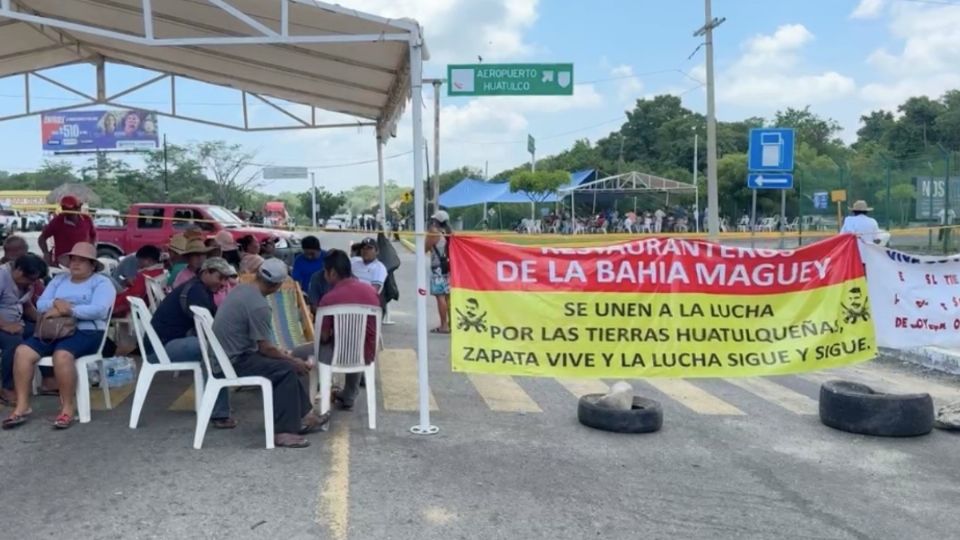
[96,203,302,265]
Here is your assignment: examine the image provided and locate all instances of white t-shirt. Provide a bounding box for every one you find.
[840,214,880,244]
[351,257,387,291]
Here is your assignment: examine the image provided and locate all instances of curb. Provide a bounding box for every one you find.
[880,347,960,376]
[399,237,416,253]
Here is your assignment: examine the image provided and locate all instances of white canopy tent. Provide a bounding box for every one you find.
[0,0,437,434]
[558,171,700,231]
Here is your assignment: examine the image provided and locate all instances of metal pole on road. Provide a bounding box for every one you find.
[693,130,699,233]
[409,34,438,436]
[310,171,317,228]
[376,137,386,230]
[695,0,724,241]
[429,79,443,216]
[779,189,786,250]
[750,189,757,249]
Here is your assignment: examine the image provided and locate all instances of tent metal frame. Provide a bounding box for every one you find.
[0,0,438,434]
[559,171,699,231]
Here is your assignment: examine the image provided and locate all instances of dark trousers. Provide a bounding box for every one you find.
[0,321,33,390]
[232,352,311,434]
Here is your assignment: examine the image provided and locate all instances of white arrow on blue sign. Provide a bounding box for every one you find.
[747,173,793,190]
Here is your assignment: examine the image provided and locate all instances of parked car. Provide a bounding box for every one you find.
[0,208,22,233]
[23,212,47,231]
[96,203,303,266]
[324,218,345,230]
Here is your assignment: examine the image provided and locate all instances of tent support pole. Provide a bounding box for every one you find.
[377,136,386,231]
[408,32,438,436]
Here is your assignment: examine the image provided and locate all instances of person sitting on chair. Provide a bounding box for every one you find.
[0,254,48,407]
[350,238,387,292]
[212,258,329,448]
[2,242,115,430]
[150,257,237,428]
[113,245,164,317]
[313,250,380,411]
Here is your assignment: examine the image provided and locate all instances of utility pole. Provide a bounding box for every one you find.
[694,0,725,241]
[423,78,444,215]
[162,134,169,197]
[693,129,699,232]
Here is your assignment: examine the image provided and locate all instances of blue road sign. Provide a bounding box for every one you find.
[813,191,828,210]
[747,173,793,190]
[748,128,795,172]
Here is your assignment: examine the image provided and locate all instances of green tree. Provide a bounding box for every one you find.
[299,187,347,221]
[510,169,568,219]
[192,141,262,208]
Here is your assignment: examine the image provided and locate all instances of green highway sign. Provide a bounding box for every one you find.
[447,63,574,97]
[528,134,536,154]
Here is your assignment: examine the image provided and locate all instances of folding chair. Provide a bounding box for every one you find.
[32,306,114,423]
[314,304,381,430]
[127,297,204,429]
[190,306,274,449]
[145,272,169,313]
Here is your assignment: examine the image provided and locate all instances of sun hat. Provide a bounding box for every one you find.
[258,258,289,284]
[180,238,214,256]
[239,254,264,274]
[202,257,238,278]
[168,233,188,255]
[214,230,238,251]
[431,210,450,223]
[850,200,873,212]
[65,242,104,272]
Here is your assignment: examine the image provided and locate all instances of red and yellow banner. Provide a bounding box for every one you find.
[450,235,876,378]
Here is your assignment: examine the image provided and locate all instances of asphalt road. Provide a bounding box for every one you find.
[2,230,959,539]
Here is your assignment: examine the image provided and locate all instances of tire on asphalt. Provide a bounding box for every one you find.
[577,393,663,434]
[818,380,934,437]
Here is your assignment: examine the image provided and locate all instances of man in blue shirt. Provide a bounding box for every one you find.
[292,235,325,295]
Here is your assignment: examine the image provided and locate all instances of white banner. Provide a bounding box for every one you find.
[861,242,960,349]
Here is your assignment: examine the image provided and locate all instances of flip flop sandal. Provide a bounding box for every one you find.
[299,411,332,435]
[274,434,310,448]
[1,411,29,430]
[52,413,76,430]
[212,418,238,429]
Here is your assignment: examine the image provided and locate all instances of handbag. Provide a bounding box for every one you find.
[34,315,77,342]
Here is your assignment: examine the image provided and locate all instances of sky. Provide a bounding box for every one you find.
[0,0,958,196]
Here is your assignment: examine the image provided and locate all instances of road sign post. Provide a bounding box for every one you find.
[747,128,796,247]
[447,64,574,97]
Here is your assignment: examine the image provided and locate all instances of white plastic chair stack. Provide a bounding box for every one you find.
[127,297,204,429]
[190,306,274,450]
[32,305,114,423]
[315,304,381,430]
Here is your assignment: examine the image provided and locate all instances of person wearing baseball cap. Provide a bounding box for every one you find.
[841,200,881,245]
[149,256,239,429]
[426,209,453,333]
[212,258,330,448]
[38,195,97,267]
[350,237,388,292]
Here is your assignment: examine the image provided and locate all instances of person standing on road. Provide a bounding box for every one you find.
[38,196,97,267]
[212,259,329,448]
[841,200,881,245]
[936,207,956,242]
[426,210,452,334]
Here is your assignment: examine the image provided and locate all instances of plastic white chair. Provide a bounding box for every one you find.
[190,306,274,449]
[32,305,114,423]
[127,297,204,429]
[314,304,381,430]
[145,272,168,313]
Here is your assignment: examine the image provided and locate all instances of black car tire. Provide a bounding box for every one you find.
[577,393,663,434]
[819,380,934,437]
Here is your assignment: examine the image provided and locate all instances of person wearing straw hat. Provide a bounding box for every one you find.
[3,242,116,430]
[841,200,881,245]
[38,195,97,267]
[171,237,215,289]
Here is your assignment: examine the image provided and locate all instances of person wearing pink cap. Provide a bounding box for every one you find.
[38,195,97,267]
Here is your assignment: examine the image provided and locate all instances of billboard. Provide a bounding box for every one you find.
[41,110,159,152]
[914,176,960,220]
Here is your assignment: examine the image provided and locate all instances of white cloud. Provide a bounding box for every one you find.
[717,24,856,107]
[339,0,540,64]
[610,64,644,103]
[860,3,960,110]
[850,0,886,19]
